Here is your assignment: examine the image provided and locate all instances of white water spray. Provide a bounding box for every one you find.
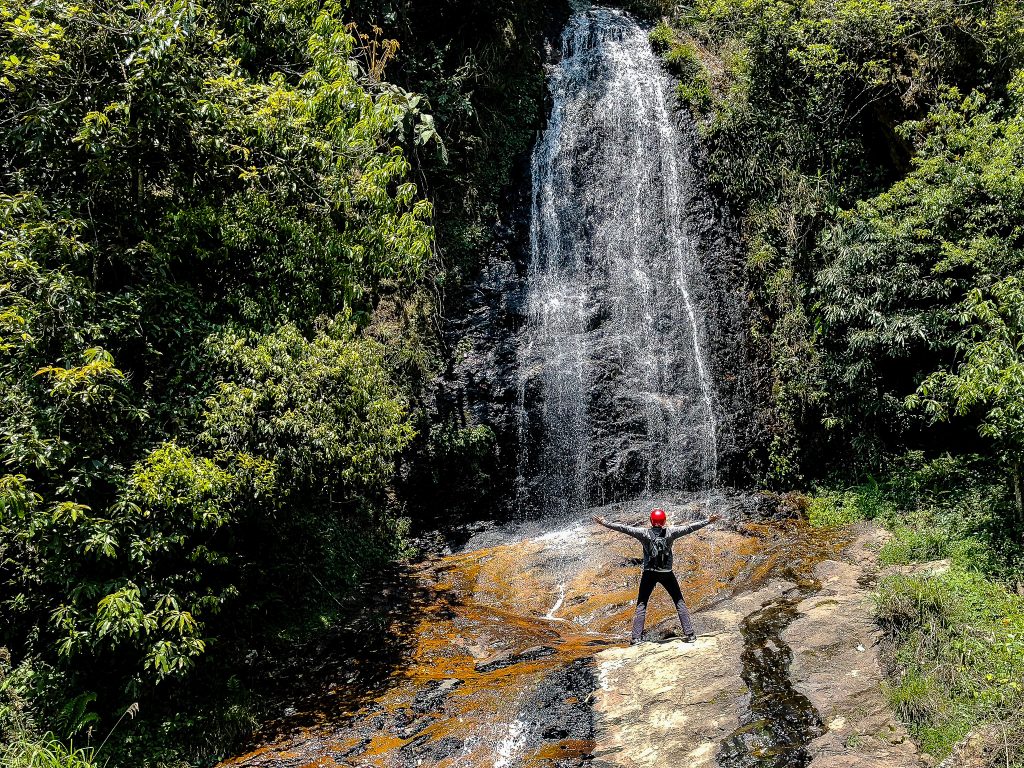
[516,8,719,518]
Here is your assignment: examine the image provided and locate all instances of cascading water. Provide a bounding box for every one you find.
[217,11,855,768]
[517,7,719,519]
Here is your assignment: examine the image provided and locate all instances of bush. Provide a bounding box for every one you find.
[677,79,713,110]
[807,479,890,527]
[807,492,863,527]
[877,569,1024,761]
[882,453,1021,576]
[650,24,713,111]
[0,0,432,749]
[649,21,675,53]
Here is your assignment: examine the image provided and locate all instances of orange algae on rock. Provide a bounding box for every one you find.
[222,518,845,768]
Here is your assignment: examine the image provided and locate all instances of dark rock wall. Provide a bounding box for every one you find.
[431,13,762,521]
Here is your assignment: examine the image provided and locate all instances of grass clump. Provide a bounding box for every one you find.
[1,652,97,768]
[806,479,890,528]
[877,568,1024,762]
[807,493,863,527]
[1,739,97,768]
[877,523,988,569]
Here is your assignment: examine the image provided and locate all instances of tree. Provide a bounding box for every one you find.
[908,278,1024,532]
[1,0,431,723]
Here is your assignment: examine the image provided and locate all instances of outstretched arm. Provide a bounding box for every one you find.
[592,515,646,540]
[667,514,721,541]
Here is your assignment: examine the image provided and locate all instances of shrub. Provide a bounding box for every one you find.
[649,21,675,53]
[807,480,890,527]
[650,24,714,111]
[807,493,862,527]
[877,569,1024,761]
[878,523,988,569]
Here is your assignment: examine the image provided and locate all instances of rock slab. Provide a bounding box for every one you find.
[783,525,925,768]
[591,524,926,768]
[591,582,790,768]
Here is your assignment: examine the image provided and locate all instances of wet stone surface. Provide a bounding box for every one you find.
[221,496,862,768]
[717,594,825,768]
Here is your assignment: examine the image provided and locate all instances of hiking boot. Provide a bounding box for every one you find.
[630,638,643,646]
[681,633,697,643]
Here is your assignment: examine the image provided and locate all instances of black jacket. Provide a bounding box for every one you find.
[603,518,711,571]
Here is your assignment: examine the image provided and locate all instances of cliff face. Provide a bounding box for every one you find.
[433,10,760,524]
[437,112,755,513]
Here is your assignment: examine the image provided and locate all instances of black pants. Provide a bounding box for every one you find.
[631,570,694,641]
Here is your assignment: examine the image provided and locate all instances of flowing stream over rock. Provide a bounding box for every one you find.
[216,9,912,768]
[517,8,718,517]
[222,505,847,768]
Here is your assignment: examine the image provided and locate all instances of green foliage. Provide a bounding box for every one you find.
[893,453,1022,574]
[818,83,1024,481]
[649,22,675,53]
[650,23,712,110]
[3,319,417,700]
[1,649,34,741]
[202,318,414,492]
[1,651,98,768]
[877,568,1024,761]
[907,273,1024,511]
[813,453,1020,572]
[658,0,1024,484]
[1,0,435,756]
[35,442,239,681]
[345,0,564,292]
[621,0,676,17]
[807,475,897,527]
[1,738,97,768]
[416,423,497,519]
[878,524,987,570]
[806,489,868,527]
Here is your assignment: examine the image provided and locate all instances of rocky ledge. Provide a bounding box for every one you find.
[590,524,924,768]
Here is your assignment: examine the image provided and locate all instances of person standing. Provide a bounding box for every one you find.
[593,508,720,644]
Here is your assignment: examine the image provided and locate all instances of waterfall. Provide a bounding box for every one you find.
[517,7,719,518]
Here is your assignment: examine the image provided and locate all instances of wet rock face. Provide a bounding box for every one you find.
[434,229,532,503]
[433,9,760,521]
[718,595,825,768]
[220,503,834,768]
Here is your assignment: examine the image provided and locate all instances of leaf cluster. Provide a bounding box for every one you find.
[0,0,433,747]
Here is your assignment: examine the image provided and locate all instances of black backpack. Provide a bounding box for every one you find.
[647,529,671,570]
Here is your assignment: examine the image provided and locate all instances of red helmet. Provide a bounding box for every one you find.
[650,508,667,527]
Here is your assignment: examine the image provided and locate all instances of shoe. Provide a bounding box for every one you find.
[681,633,697,643]
[630,638,643,646]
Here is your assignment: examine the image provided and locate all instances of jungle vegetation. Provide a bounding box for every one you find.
[3,0,1024,764]
[0,0,561,764]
